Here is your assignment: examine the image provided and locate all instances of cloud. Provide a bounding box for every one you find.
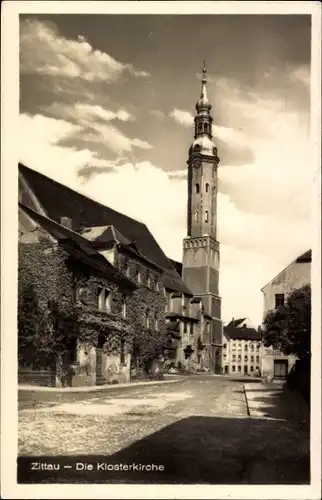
[150,109,166,119]
[80,122,153,155]
[20,19,149,83]
[38,102,151,156]
[169,108,194,127]
[74,103,135,123]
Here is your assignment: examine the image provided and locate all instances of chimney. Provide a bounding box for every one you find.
[60,216,72,230]
[232,317,235,327]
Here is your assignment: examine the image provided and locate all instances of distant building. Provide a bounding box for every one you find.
[261,249,311,380]
[222,320,262,376]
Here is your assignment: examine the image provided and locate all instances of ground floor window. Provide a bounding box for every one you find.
[232,365,236,372]
[238,365,241,372]
[244,365,248,373]
[250,366,254,372]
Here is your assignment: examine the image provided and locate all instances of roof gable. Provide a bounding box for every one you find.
[261,248,312,291]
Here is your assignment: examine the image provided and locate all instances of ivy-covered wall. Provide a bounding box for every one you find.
[18,227,170,387]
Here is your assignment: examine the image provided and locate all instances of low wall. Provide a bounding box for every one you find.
[18,369,56,387]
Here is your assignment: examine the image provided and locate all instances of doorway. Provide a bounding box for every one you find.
[274,359,288,379]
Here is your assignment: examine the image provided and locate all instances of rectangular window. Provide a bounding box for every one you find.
[250,366,254,372]
[256,356,260,363]
[275,293,285,308]
[136,268,141,284]
[257,343,261,351]
[244,344,248,352]
[147,274,151,287]
[232,355,236,361]
[232,365,236,372]
[190,323,194,335]
[232,343,236,351]
[238,365,241,372]
[244,356,248,362]
[251,356,254,362]
[155,314,159,331]
[183,322,187,333]
[223,343,227,349]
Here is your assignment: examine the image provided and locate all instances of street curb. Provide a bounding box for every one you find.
[18,378,182,393]
[243,384,251,416]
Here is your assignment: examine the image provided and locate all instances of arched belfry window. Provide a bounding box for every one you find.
[195,210,199,222]
[205,183,209,193]
[204,210,209,223]
[195,183,200,194]
[204,123,209,134]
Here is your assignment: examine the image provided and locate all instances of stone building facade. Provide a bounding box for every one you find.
[261,250,311,380]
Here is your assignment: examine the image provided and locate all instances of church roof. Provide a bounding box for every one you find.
[224,327,261,341]
[19,203,136,288]
[19,163,192,295]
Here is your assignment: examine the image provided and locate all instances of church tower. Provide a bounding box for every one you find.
[182,64,222,369]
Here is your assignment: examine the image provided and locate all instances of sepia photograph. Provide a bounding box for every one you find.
[1,1,321,499]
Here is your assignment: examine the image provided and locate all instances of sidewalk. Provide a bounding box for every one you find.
[243,381,310,429]
[19,376,182,392]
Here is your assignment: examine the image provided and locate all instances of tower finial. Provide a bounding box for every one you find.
[202,60,207,82]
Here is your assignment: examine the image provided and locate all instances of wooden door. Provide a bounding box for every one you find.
[274,359,288,379]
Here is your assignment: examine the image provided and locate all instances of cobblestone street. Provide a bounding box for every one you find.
[18,375,310,484]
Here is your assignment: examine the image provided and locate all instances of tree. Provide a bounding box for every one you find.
[262,284,311,360]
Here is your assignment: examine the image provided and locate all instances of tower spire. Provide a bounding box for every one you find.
[196,61,211,114]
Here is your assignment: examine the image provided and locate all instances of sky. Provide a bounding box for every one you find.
[19,13,313,326]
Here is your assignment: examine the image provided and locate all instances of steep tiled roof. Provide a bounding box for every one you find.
[224,327,261,341]
[19,163,192,295]
[226,318,246,328]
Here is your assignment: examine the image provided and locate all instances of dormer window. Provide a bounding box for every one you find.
[195,183,200,194]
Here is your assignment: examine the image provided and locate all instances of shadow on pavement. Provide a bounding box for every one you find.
[18,415,310,484]
[250,387,310,433]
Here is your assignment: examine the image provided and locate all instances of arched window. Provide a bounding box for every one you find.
[194,210,199,222]
[195,183,200,194]
[205,183,209,193]
[204,210,209,223]
[121,294,127,318]
[144,309,150,329]
[204,123,208,134]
